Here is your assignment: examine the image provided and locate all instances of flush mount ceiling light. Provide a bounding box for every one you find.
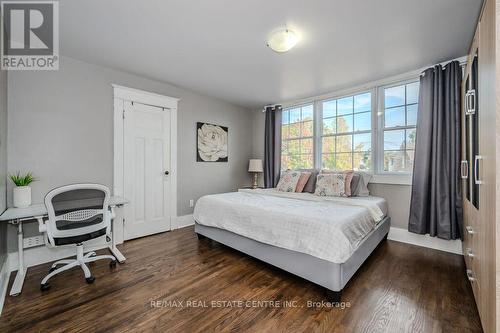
[267,28,299,53]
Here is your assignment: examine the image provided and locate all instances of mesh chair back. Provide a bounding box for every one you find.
[44,184,111,245]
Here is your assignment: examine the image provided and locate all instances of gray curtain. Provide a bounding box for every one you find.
[408,61,462,240]
[264,105,282,188]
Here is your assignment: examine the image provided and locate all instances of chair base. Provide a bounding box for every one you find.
[40,244,116,291]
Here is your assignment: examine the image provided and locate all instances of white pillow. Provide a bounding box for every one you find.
[276,171,302,192]
[314,173,346,197]
[356,171,372,197]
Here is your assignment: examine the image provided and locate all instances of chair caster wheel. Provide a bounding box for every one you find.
[109,260,117,268]
[49,267,57,273]
[86,276,95,284]
[40,283,51,291]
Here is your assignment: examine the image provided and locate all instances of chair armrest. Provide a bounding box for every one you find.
[36,216,47,233]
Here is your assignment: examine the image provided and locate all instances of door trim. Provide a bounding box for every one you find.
[112,84,179,241]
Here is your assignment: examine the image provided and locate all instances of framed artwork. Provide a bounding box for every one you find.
[196,122,228,162]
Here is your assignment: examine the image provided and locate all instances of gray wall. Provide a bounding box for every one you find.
[0,69,7,268]
[7,56,252,252]
[250,109,412,229]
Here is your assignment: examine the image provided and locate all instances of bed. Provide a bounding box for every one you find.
[193,188,390,301]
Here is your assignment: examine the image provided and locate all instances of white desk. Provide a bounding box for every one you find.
[0,196,129,296]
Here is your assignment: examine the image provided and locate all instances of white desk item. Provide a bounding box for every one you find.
[0,191,128,296]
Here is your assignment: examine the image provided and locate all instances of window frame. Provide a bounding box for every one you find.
[376,79,419,180]
[279,76,421,185]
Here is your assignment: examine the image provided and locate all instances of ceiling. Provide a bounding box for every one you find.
[60,0,483,109]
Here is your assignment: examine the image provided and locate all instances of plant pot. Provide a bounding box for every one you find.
[13,186,31,208]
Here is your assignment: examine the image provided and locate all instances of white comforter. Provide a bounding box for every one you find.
[193,189,386,263]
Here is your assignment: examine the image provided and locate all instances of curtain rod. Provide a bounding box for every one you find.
[261,104,282,113]
[420,58,468,77]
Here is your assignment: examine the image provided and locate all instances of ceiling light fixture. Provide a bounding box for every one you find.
[267,28,299,53]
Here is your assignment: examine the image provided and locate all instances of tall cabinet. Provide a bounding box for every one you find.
[460,0,497,332]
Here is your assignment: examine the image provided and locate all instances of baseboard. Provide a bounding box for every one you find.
[388,227,462,255]
[175,214,194,229]
[0,256,11,315]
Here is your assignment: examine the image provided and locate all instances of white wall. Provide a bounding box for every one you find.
[6,56,252,251]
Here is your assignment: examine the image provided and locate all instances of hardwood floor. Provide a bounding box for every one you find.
[0,227,482,333]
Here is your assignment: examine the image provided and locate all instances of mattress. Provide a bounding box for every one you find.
[193,189,387,264]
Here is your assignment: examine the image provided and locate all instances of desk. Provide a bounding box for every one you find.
[0,196,128,296]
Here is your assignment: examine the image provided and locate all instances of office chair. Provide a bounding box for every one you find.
[38,183,117,291]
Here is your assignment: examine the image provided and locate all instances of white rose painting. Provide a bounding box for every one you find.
[197,122,228,162]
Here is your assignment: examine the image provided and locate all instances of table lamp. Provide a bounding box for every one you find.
[248,159,263,189]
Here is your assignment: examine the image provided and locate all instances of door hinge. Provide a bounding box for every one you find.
[122,109,125,119]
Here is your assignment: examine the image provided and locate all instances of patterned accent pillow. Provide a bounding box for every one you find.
[314,173,346,197]
[320,169,354,196]
[276,171,302,192]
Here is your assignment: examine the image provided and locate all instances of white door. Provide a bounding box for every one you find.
[123,101,171,240]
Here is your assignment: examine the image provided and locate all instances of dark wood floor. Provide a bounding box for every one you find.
[0,226,482,333]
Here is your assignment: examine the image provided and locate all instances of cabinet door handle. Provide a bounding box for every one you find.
[474,155,483,185]
[466,248,475,259]
[465,226,475,235]
[461,160,468,179]
[466,269,476,282]
[465,90,476,115]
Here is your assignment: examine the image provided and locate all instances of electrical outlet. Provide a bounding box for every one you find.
[23,236,45,249]
[189,199,194,207]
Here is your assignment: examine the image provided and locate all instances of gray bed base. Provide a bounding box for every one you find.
[194,216,390,301]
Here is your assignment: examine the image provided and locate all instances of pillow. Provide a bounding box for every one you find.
[314,173,346,197]
[296,169,319,193]
[295,172,312,192]
[350,173,361,196]
[320,169,354,196]
[276,170,302,192]
[353,171,372,197]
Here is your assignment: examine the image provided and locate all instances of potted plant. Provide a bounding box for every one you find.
[10,172,36,208]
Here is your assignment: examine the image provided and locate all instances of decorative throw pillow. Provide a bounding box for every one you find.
[276,171,302,192]
[314,173,346,197]
[297,169,319,193]
[320,169,354,196]
[295,172,312,192]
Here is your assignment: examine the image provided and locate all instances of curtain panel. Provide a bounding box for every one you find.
[264,105,282,188]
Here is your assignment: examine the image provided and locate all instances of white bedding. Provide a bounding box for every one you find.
[193,189,387,263]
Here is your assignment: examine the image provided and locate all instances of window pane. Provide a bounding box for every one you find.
[289,122,300,138]
[322,118,336,135]
[301,138,313,154]
[322,136,335,154]
[337,135,352,152]
[385,85,405,108]
[281,140,288,154]
[290,108,301,123]
[334,153,352,169]
[406,128,417,150]
[337,96,353,115]
[301,121,313,137]
[282,124,290,140]
[281,155,289,170]
[300,154,314,169]
[323,100,336,118]
[384,129,405,150]
[385,106,405,127]
[282,110,289,124]
[301,105,313,121]
[354,112,371,131]
[405,150,415,172]
[354,133,371,152]
[407,104,418,126]
[288,139,300,154]
[337,115,353,133]
[353,151,371,170]
[322,154,335,170]
[354,93,371,113]
[384,150,405,172]
[406,82,419,104]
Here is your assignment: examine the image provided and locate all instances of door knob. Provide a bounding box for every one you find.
[164,171,169,175]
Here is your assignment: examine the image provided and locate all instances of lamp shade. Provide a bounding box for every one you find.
[248,159,263,173]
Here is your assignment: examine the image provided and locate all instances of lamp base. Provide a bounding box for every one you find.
[252,173,258,189]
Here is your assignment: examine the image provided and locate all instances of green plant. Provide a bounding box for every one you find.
[9,172,36,187]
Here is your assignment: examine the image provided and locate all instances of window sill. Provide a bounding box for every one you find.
[370,174,412,186]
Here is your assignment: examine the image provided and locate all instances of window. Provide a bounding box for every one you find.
[381,82,419,172]
[278,77,420,182]
[321,92,372,170]
[281,104,314,170]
